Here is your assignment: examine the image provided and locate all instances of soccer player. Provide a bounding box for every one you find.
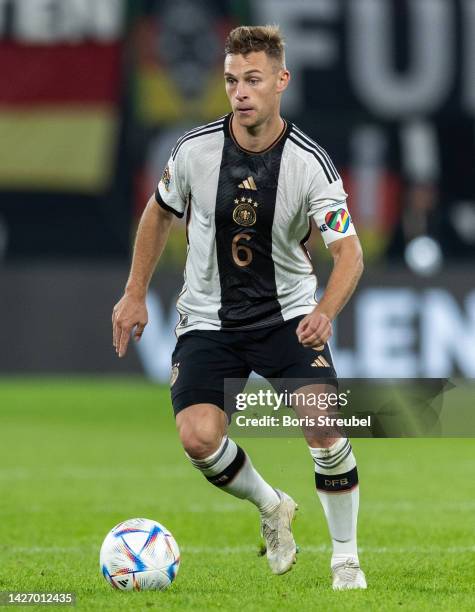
[112,25,366,590]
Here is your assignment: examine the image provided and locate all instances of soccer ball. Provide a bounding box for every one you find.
[100,518,180,591]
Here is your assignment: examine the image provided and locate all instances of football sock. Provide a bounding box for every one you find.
[186,436,280,517]
[309,438,360,568]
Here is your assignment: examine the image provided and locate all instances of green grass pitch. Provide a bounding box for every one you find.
[0,379,474,611]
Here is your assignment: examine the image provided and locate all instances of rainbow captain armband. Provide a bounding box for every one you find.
[313,202,357,247]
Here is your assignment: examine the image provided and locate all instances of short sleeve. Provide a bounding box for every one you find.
[307,167,357,248]
[155,145,188,218]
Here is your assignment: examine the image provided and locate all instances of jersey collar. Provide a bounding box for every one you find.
[225,113,291,155]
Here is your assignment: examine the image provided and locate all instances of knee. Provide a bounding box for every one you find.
[178,420,222,460]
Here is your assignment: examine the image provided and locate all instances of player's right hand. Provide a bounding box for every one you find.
[112,294,148,358]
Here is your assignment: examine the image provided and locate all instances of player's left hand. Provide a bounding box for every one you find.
[296,310,332,348]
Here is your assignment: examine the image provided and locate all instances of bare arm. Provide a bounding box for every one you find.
[112,196,175,357]
[296,235,364,347]
[315,235,364,320]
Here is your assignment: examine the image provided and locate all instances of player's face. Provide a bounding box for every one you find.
[224,51,289,128]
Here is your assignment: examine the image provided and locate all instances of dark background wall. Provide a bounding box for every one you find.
[1,264,473,380]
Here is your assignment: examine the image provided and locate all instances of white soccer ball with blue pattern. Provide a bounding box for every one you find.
[100,518,180,591]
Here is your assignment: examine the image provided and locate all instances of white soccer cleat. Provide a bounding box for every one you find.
[260,490,298,575]
[332,559,367,590]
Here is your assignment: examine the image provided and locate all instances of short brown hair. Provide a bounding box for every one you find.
[224,25,285,67]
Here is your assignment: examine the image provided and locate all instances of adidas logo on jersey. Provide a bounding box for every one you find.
[238,176,257,190]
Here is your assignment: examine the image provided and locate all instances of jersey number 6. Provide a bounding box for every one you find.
[232,233,253,267]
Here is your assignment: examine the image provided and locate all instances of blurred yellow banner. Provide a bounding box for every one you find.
[0,107,118,192]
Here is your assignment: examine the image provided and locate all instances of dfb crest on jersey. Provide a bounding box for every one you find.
[233,196,258,227]
[161,165,172,192]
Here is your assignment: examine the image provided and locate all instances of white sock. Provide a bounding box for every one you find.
[309,438,360,568]
[187,437,280,517]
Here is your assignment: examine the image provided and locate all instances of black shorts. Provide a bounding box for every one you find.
[170,315,337,415]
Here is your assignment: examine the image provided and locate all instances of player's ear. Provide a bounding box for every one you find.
[276,69,290,93]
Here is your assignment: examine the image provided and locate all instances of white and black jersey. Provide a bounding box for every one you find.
[155,113,357,336]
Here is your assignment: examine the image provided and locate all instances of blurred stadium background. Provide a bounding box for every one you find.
[0,0,474,381]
